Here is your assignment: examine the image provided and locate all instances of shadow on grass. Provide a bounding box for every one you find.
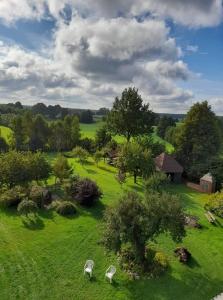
[22,215,44,230]
[97,165,116,174]
[124,269,223,300]
[215,219,223,228]
[187,256,201,268]
[80,200,106,220]
[38,208,55,220]
[85,169,98,175]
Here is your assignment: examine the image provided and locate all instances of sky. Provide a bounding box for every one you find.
[0,0,222,114]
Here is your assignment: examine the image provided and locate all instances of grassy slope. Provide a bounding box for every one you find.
[0,156,223,300]
[0,125,12,143]
[80,122,174,151]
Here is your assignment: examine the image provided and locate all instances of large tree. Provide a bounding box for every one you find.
[117,142,154,183]
[107,87,155,141]
[175,101,221,180]
[103,191,185,264]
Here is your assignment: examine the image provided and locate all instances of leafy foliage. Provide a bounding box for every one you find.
[117,142,154,183]
[103,191,185,265]
[55,201,77,216]
[53,155,72,183]
[144,172,169,193]
[17,200,38,217]
[205,192,223,218]
[79,137,95,153]
[107,87,155,141]
[95,125,111,149]
[0,136,8,152]
[157,116,176,139]
[0,186,26,208]
[70,178,102,206]
[175,101,221,180]
[29,185,52,208]
[0,151,51,188]
[72,146,89,164]
[94,150,103,166]
[80,110,94,124]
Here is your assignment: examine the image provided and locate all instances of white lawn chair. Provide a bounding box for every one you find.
[84,260,94,278]
[105,265,116,283]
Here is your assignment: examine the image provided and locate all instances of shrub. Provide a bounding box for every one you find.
[204,192,223,218]
[146,248,168,276]
[118,243,136,271]
[72,146,89,164]
[55,201,77,216]
[144,172,169,193]
[17,199,38,216]
[79,137,96,154]
[29,185,52,208]
[0,186,27,208]
[71,178,102,206]
[63,175,80,197]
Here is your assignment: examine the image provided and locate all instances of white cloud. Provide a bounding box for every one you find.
[0,0,222,28]
[0,1,222,112]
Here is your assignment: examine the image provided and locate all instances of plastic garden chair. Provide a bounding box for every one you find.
[105,265,116,283]
[84,260,94,278]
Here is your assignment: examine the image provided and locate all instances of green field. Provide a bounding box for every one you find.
[0,154,223,299]
[80,122,174,151]
[0,125,12,143]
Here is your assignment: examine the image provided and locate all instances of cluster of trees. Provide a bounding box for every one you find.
[0,151,51,188]
[157,115,176,139]
[11,113,80,152]
[32,103,69,119]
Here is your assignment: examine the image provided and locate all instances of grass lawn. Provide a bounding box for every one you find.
[80,122,174,150]
[0,155,223,300]
[0,125,12,143]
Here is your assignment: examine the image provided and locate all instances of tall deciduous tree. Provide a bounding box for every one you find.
[103,191,185,264]
[175,101,221,180]
[107,87,155,141]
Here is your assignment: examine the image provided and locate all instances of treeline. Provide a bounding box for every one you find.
[11,113,80,152]
[0,102,96,125]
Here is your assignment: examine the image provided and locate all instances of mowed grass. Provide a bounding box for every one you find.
[80,121,174,149]
[0,154,223,299]
[0,125,12,143]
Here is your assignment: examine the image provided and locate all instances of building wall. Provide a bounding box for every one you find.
[200,179,215,193]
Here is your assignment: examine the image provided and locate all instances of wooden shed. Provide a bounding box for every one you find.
[154,152,183,183]
[200,173,216,193]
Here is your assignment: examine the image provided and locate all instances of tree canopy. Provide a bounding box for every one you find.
[117,142,154,183]
[175,101,221,180]
[103,191,185,264]
[107,87,155,141]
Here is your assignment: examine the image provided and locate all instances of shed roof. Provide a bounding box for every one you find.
[200,173,215,182]
[154,152,183,173]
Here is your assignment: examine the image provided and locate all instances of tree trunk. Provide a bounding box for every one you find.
[134,172,137,184]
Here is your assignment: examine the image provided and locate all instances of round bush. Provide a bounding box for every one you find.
[55,201,77,216]
[17,200,38,216]
[0,186,27,208]
[29,185,52,208]
[72,178,102,206]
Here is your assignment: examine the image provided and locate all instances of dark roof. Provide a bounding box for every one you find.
[154,152,183,173]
